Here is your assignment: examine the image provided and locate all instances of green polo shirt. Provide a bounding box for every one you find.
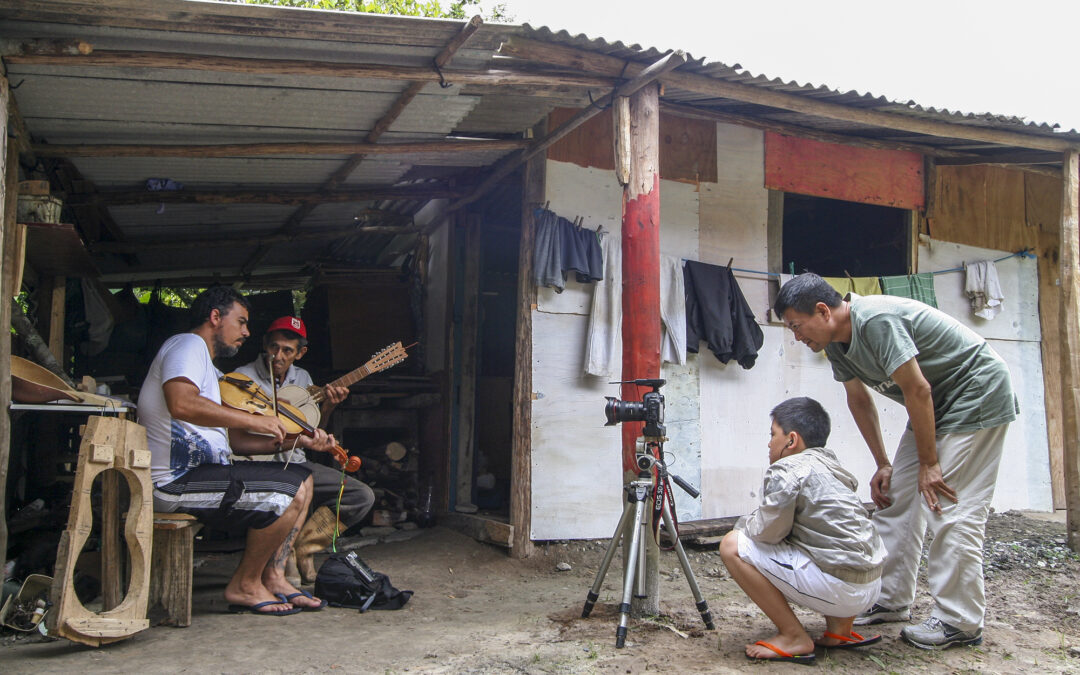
[825,294,1017,434]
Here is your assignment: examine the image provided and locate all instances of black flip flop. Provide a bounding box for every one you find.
[282,590,327,611]
[227,599,301,616]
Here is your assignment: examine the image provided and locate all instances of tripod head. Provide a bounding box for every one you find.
[634,448,700,499]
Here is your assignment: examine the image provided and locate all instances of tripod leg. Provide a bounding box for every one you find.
[661,500,716,630]
[582,497,636,618]
[616,497,647,648]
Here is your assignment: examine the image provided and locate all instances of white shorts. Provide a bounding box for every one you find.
[737,531,881,618]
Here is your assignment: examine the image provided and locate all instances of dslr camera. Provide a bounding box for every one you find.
[604,378,666,438]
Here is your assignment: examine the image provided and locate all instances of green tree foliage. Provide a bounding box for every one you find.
[229,0,511,21]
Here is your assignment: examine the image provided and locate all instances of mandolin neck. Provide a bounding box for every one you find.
[329,366,370,389]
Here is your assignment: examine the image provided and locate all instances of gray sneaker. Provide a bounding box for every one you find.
[900,617,983,650]
[854,603,911,625]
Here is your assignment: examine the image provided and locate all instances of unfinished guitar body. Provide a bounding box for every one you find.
[49,416,153,647]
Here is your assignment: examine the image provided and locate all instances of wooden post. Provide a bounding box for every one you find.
[454,213,481,514]
[510,120,546,559]
[44,275,66,361]
[0,77,12,576]
[1059,149,1080,549]
[620,82,662,614]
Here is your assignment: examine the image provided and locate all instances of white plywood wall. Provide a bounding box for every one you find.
[529,127,1053,540]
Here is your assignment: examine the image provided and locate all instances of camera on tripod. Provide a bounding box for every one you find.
[604,378,666,438]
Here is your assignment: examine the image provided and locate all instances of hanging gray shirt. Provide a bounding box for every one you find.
[737,446,886,584]
[825,294,1017,434]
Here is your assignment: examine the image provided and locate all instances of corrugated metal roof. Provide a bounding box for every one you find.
[0,0,1074,289]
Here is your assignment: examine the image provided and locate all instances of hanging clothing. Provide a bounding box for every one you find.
[823,276,881,296]
[583,238,687,376]
[964,260,1004,320]
[584,234,621,377]
[684,260,764,369]
[880,273,938,308]
[533,209,564,291]
[659,254,687,366]
[533,209,603,293]
[562,219,603,284]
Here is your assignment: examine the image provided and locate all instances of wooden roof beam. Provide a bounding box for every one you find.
[33,138,530,159]
[69,185,460,207]
[4,50,613,89]
[661,102,976,159]
[90,221,420,254]
[500,37,1080,153]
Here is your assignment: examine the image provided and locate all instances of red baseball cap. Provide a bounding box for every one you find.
[266,315,307,339]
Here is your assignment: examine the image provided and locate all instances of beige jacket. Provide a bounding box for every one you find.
[736,447,886,584]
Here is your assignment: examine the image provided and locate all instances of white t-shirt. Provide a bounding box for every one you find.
[234,357,314,463]
[139,333,231,486]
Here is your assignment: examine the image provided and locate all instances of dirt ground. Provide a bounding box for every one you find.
[3,509,1080,674]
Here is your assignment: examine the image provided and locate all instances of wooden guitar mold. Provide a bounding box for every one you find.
[48,416,152,646]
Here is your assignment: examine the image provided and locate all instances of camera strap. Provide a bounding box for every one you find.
[651,476,680,551]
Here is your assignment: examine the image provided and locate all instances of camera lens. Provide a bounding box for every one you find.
[605,396,645,426]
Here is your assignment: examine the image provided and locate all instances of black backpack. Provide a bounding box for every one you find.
[314,551,413,612]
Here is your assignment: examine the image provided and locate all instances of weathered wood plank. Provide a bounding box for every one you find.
[0,77,12,577]
[547,107,718,184]
[764,132,925,209]
[510,119,545,559]
[1059,149,1080,548]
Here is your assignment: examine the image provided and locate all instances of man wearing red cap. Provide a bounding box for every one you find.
[235,315,375,584]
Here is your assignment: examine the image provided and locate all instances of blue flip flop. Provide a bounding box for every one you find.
[281,590,327,611]
[228,599,301,616]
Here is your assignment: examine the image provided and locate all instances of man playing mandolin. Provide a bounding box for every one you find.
[235,316,375,585]
[140,287,333,614]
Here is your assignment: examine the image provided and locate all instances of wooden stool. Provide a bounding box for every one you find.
[148,513,202,627]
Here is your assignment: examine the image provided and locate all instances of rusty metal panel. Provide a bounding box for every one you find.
[765,132,924,209]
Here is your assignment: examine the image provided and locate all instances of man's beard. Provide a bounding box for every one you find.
[213,335,240,359]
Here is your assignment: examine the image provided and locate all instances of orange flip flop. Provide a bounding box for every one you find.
[816,630,882,649]
[747,640,817,665]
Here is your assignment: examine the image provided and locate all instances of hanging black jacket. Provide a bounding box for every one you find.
[684,260,764,369]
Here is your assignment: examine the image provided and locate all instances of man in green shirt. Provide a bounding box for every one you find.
[774,273,1017,650]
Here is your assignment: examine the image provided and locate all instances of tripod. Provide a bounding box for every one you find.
[581,441,715,648]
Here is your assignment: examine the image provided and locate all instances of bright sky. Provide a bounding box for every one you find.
[485,0,1080,134]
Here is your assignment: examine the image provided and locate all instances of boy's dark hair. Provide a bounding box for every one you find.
[773,273,843,317]
[770,397,831,449]
[189,286,250,329]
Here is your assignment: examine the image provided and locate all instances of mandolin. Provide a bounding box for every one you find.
[218,372,362,472]
[276,342,408,426]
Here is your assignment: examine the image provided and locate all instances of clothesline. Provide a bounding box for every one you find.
[681,248,1035,279]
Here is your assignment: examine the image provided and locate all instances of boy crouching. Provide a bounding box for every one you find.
[719,397,886,665]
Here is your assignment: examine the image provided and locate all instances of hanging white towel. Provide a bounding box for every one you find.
[964,260,1004,320]
[660,254,686,366]
[584,238,687,376]
[584,234,621,377]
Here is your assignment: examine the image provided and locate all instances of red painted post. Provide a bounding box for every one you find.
[619,83,662,616]
[620,84,662,476]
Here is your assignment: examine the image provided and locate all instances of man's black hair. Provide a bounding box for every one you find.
[264,329,308,349]
[188,286,250,328]
[773,273,843,317]
[770,396,831,449]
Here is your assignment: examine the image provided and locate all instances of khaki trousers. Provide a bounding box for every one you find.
[873,424,1008,632]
